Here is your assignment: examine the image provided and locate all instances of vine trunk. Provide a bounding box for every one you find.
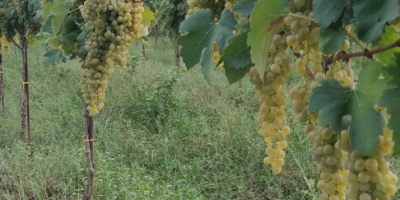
[0,53,4,115]
[20,27,31,144]
[82,104,94,200]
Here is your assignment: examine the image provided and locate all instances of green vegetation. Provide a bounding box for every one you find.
[0,38,337,200]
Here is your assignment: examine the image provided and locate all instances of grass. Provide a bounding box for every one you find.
[0,37,398,200]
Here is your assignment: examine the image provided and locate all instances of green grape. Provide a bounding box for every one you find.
[294,0,306,9]
[80,0,143,116]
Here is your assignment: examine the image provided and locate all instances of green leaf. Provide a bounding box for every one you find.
[43,49,64,66]
[60,33,78,55]
[29,37,37,46]
[42,2,55,19]
[319,27,346,54]
[232,0,257,16]
[45,2,68,34]
[347,63,388,155]
[29,0,42,10]
[374,26,400,66]
[51,14,67,34]
[178,9,236,82]
[247,0,286,76]
[50,2,68,16]
[378,87,400,155]
[41,16,53,33]
[224,66,251,85]
[379,54,400,155]
[313,0,350,28]
[352,0,399,44]
[309,62,387,156]
[309,80,351,132]
[142,6,155,26]
[4,8,15,18]
[385,54,400,86]
[218,29,253,84]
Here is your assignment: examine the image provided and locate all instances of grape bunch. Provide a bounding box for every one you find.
[250,30,293,174]
[308,127,347,200]
[186,0,229,17]
[186,0,208,16]
[345,128,398,200]
[325,61,355,88]
[80,0,143,116]
[224,0,233,10]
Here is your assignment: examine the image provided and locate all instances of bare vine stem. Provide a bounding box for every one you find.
[346,31,365,50]
[9,36,22,51]
[324,39,400,65]
[288,13,315,22]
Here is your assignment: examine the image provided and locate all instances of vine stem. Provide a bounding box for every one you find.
[10,36,22,51]
[288,13,315,22]
[325,39,400,65]
[68,7,80,14]
[346,31,365,50]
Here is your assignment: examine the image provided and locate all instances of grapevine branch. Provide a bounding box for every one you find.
[9,36,22,51]
[325,39,400,65]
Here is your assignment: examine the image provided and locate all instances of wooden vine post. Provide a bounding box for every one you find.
[0,53,4,115]
[20,27,31,144]
[82,104,94,200]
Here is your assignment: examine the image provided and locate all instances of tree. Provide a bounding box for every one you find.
[0,0,43,143]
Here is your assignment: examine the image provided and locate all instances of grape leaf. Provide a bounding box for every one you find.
[232,0,257,16]
[60,33,78,55]
[50,3,68,34]
[28,0,42,10]
[142,6,155,26]
[42,1,56,19]
[247,0,286,76]
[41,16,53,34]
[43,49,64,66]
[319,27,346,54]
[378,88,400,155]
[309,62,387,156]
[309,80,351,132]
[218,27,253,84]
[378,54,400,155]
[352,0,399,44]
[385,54,400,86]
[313,0,350,29]
[374,26,400,66]
[178,9,236,82]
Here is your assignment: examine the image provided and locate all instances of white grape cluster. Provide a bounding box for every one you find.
[308,127,347,200]
[325,61,354,88]
[186,0,208,16]
[285,1,355,199]
[250,30,293,174]
[344,128,398,200]
[80,0,143,116]
[224,0,233,10]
